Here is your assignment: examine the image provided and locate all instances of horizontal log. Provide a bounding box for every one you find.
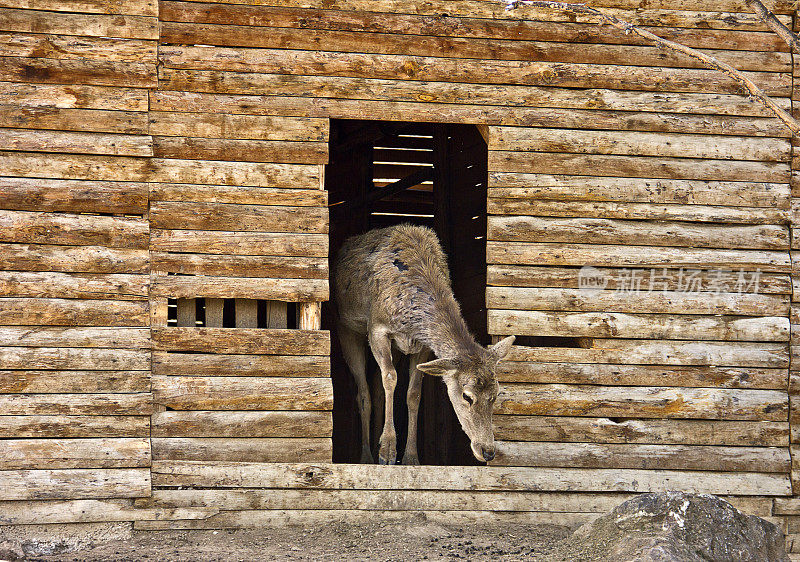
[0,107,148,134]
[152,327,330,355]
[0,151,150,182]
[488,216,789,250]
[153,136,328,164]
[486,266,791,295]
[153,352,328,377]
[2,0,157,15]
[0,272,148,300]
[152,437,331,462]
[496,362,787,389]
[152,376,333,411]
[0,498,207,526]
[150,230,327,257]
[0,415,149,438]
[487,175,790,208]
[150,184,326,207]
[0,298,149,326]
[149,460,791,495]
[491,441,789,472]
[0,393,152,415]
[488,151,790,183]
[0,56,156,88]
[487,242,791,272]
[0,82,148,112]
[152,410,331,438]
[488,199,789,224]
[492,415,788,447]
[0,468,151,500]
[487,287,789,316]
[0,8,158,39]
[149,111,328,140]
[488,127,790,162]
[151,252,327,279]
[0,128,152,157]
[0,438,150,470]
[0,347,149,371]
[488,309,789,341]
[0,177,148,214]
[150,275,328,301]
[0,210,148,249]
[496,384,787,421]
[0,32,156,64]
[0,243,148,274]
[0,326,148,348]
[503,340,789,368]
[0,370,149,394]
[159,46,789,95]
[149,201,327,233]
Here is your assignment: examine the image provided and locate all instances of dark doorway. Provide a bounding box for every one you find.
[324,120,489,465]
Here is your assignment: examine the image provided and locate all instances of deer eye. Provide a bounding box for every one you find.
[463,392,474,405]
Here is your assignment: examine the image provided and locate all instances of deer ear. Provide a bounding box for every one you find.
[488,336,516,362]
[416,358,457,377]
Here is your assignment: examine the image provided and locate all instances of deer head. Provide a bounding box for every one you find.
[416,335,515,462]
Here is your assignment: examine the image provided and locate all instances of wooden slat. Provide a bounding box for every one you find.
[0,210,148,249]
[0,347,149,370]
[153,352,328,377]
[151,411,331,437]
[0,298,149,326]
[149,201,327,233]
[152,137,328,164]
[151,437,331,462]
[0,498,208,525]
[151,253,327,279]
[152,376,333,411]
[0,326,148,348]
[0,415,149,438]
[488,309,788,341]
[0,82,148,111]
[0,8,158,39]
[0,178,148,214]
[0,371,149,393]
[0,438,151,470]
[152,327,330,355]
[0,33,157,64]
[0,107,149,134]
[151,276,328,301]
[0,56,156,88]
[149,112,328,140]
[0,393,152,415]
[150,231,327,257]
[0,244,148,274]
[0,128,152,157]
[0,272,148,300]
[495,384,787,421]
[0,468,151,500]
[149,184,327,206]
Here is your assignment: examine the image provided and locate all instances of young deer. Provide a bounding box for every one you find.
[333,224,515,465]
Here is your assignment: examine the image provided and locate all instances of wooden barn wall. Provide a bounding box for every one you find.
[2,0,800,537]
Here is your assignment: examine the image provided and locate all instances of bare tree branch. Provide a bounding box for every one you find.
[745,0,800,54]
[505,0,800,135]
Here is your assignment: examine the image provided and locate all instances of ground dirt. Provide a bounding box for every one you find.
[3,520,576,561]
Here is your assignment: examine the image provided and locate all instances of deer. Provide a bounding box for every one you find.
[333,223,515,465]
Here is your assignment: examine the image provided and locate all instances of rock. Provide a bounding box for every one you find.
[547,492,788,562]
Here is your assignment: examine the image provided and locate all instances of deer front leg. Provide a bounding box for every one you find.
[368,326,397,465]
[337,324,373,463]
[402,349,430,465]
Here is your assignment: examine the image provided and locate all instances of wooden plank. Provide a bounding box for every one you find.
[152,376,333,411]
[0,250,147,279]
[298,302,322,330]
[151,276,329,301]
[152,137,328,164]
[0,33,157,64]
[234,298,257,328]
[0,415,149,438]
[150,231,327,258]
[0,107,148,134]
[0,0,157,15]
[496,362,787,390]
[495,384,787,421]
[159,46,789,95]
[491,441,790,472]
[0,56,156,88]
[488,151,789,183]
[0,347,148,371]
[0,438,151,470]
[148,158,323,188]
[488,309,789,341]
[0,210,148,249]
[488,127,790,162]
[0,326,148,348]
[486,266,791,295]
[0,178,148,214]
[0,370,149,393]
[149,461,791,495]
[487,242,791,272]
[0,8,158,39]
[486,287,789,316]
[152,327,330,355]
[0,468,151,500]
[204,298,223,328]
[175,298,196,328]
[504,341,789,368]
[488,216,789,250]
[487,175,790,208]
[151,437,331,462]
[0,298,149,326]
[152,352,328,377]
[149,184,327,206]
[493,415,789,447]
[149,201,327,233]
[151,411,331,438]
[0,393,152,415]
[149,112,328,140]
[0,151,150,182]
[0,82,148,111]
[0,128,153,157]
[0,498,208,526]
[151,253,327,279]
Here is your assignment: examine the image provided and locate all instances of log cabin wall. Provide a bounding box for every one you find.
[2,0,800,541]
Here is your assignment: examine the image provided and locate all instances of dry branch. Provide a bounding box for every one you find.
[746,0,800,54]
[505,0,800,135]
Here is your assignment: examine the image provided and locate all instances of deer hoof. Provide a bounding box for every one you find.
[401,453,420,466]
[360,451,374,464]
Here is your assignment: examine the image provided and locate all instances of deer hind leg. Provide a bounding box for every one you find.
[368,325,398,465]
[338,324,373,464]
[402,348,431,466]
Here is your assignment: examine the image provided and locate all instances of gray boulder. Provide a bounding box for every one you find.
[547,491,788,562]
